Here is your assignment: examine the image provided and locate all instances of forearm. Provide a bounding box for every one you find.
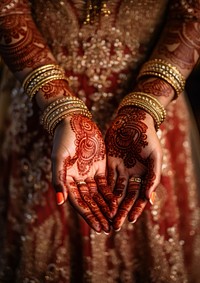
[135,0,200,107]
[0,0,73,109]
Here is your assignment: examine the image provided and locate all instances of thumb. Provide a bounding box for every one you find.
[51,153,69,205]
[145,149,162,201]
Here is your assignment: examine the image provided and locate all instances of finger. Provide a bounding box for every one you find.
[145,153,162,200]
[76,180,110,233]
[85,177,111,221]
[51,154,69,205]
[113,175,127,200]
[128,187,148,223]
[112,180,141,231]
[107,167,117,191]
[95,174,118,218]
[68,180,102,233]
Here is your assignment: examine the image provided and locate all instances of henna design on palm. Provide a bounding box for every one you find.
[106,107,157,229]
[106,107,148,168]
[69,115,105,175]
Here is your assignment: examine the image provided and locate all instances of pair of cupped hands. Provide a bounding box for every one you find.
[51,105,162,234]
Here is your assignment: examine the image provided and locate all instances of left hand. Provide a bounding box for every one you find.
[105,106,163,231]
[51,114,117,233]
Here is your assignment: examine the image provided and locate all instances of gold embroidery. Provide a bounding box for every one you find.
[0,1,200,282]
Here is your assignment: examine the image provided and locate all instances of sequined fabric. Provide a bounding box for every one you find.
[0,1,200,282]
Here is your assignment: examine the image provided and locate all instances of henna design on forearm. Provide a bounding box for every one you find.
[155,2,200,71]
[137,78,173,97]
[106,107,148,168]
[41,80,72,100]
[158,21,200,69]
[69,115,105,176]
[0,1,54,73]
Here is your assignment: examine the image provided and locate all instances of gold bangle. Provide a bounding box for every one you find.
[22,64,60,89]
[25,69,65,93]
[48,109,92,136]
[137,59,185,99]
[42,101,89,130]
[41,97,92,135]
[28,75,68,99]
[22,64,69,99]
[41,97,87,123]
[118,92,166,131]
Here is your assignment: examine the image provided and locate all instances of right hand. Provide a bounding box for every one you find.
[105,106,163,231]
[51,114,117,233]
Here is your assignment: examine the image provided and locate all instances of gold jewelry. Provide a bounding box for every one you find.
[41,97,92,135]
[129,177,142,183]
[41,97,89,125]
[118,92,166,131]
[137,59,185,99]
[84,0,110,24]
[22,64,59,89]
[22,64,69,99]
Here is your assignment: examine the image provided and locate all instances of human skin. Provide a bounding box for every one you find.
[0,0,118,233]
[1,1,200,232]
[105,1,200,230]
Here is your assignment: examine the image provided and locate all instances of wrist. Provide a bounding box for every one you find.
[21,63,74,110]
[136,58,185,103]
[35,79,75,110]
[118,92,166,131]
[135,77,174,108]
[40,97,92,136]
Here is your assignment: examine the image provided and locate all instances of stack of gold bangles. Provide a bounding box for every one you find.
[137,59,185,98]
[118,92,166,131]
[40,97,92,136]
[22,64,92,135]
[22,64,69,100]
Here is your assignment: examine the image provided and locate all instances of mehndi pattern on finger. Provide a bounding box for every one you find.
[113,177,126,198]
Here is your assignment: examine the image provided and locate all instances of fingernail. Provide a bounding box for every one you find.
[95,231,101,235]
[56,192,64,205]
[114,227,121,232]
[104,231,110,235]
[149,192,156,205]
[130,219,137,224]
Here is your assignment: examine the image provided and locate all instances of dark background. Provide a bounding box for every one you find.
[186,65,200,134]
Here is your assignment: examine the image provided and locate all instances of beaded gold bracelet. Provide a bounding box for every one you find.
[22,64,69,99]
[137,59,185,99]
[118,92,166,131]
[41,97,92,135]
